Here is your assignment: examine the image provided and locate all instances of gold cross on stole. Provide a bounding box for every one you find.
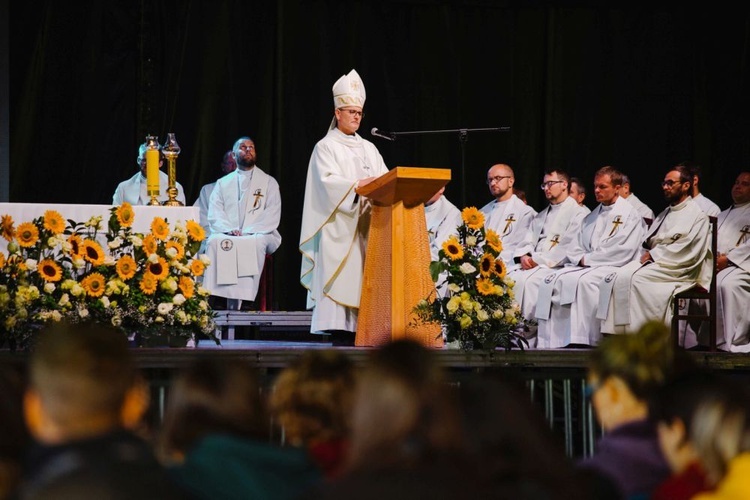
[252,189,264,209]
[608,216,623,236]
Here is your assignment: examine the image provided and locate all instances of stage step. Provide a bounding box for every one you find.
[213,311,313,341]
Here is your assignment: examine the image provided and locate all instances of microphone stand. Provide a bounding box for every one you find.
[376,126,510,207]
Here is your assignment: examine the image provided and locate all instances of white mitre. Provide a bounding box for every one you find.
[329,69,366,130]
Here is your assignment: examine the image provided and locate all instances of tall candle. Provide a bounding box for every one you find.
[146,146,160,196]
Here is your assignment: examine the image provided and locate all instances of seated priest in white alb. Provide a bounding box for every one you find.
[480,163,537,267]
[600,165,712,335]
[202,136,281,311]
[112,142,186,205]
[425,186,462,297]
[682,171,750,351]
[535,167,646,348]
[507,169,589,343]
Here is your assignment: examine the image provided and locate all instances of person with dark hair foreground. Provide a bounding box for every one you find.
[16,321,183,499]
[158,357,321,500]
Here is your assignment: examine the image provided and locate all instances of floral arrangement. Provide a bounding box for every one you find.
[0,204,219,349]
[412,207,527,351]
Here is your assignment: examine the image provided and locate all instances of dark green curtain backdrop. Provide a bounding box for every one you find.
[10,1,750,311]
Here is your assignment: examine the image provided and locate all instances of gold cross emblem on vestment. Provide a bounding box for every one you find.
[252,189,264,209]
[608,216,623,236]
[738,225,750,247]
[503,214,516,235]
[549,235,561,248]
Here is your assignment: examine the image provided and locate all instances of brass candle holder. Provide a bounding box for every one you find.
[145,135,162,206]
[162,132,184,206]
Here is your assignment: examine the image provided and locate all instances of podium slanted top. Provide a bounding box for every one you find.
[355,166,451,208]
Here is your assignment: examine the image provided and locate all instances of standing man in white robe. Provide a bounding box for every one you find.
[425,186,462,297]
[600,165,712,334]
[202,137,281,311]
[508,169,589,344]
[535,167,646,348]
[479,163,537,266]
[713,172,750,352]
[621,174,656,223]
[299,69,389,342]
[112,142,186,205]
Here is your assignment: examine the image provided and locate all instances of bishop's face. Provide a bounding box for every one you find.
[335,106,363,136]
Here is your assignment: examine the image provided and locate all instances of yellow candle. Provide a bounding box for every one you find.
[146,148,160,196]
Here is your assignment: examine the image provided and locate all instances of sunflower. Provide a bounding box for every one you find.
[116,203,135,228]
[179,275,195,299]
[461,207,485,230]
[485,229,503,254]
[140,272,158,295]
[186,220,206,242]
[81,272,106,297]
[150,217,170,240]
[442,236,464,261]
[493,258,507,279]
[165,241,185,260]
[1,215,15,241]
[38,259,63,282]
[147,256,169,280]
[476,277,495,296]
[189,259,205,277]
[43,210,66,234]
[16,222,39,248]
[0,253,5,268]
[66,234,83,257]
[116,255,137,280]
[81,239,105,266]
[479,253,495,277]
[142,234,158,255]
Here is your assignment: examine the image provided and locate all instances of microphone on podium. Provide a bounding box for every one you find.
[371,128,396,141]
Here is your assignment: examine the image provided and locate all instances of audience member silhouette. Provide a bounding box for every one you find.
[16,321,182,499]
[158,357,321,500]
[269,349,356,479]
[0,364,29,499]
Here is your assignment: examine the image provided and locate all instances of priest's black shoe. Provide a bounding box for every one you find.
[327,330,355,347]
[240,300,257,312]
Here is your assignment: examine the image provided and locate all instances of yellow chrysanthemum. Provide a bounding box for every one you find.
[165,241,185,260]
[442,236,464,261]
[479,253,494,277]
[38,259,63,282]
[142,234,158,255]
[186,220,205,242]
[179,276,195,299]
[493,259,507,279]
[116,255,137,280]
[485,229,503,253]
[66,234,82,257]
[1,215,15,241]
[147,256,169,280]
[116,203,135,228]
[43,210,65,234]
[140,272,158,295]
[461,207,485,230]
[476,277,495,296]
[81,272,106,297]
[16,222,39,248]
[150,217,170,240]
[81,239,105,266]
[189,259,205,277]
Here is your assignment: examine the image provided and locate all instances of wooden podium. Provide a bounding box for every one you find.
[355,167,451,347]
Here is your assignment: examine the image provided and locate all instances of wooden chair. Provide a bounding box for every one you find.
[670,216,718,350]
[257,254,274,311]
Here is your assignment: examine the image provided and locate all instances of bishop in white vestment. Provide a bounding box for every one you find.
[299,69,389,335]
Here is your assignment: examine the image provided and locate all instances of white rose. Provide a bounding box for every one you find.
[199,254,211,265]
[466,236,477,247]
[448,283,460,293]
[148,253,159,263]
[73,257,86,269]
[108,237,123,249]
[459,263,476,274]
[176,310,188,324]
[78,307,89,318]
[172,294,186,306]
[50,310,63,322]
[130,235,143,247]
[199,300,208,311]
[71,284,85,297]
[58,293,70,307]
[100,296,110,308]
[157,303,174,315]
[25,259,38,272]
[43,283,56,294]
[61,241,72,252]
[477,309,489,322]
[47,236,58,247]
[166,247,178,259]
